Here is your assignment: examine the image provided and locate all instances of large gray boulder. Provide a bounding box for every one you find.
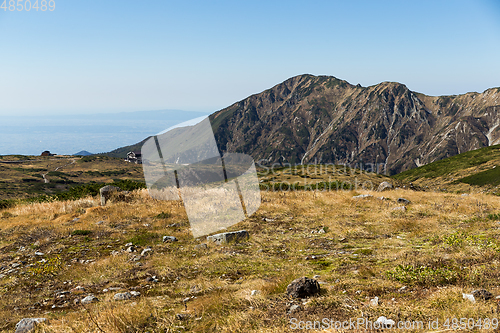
[99,185,121,206]
[15,318,47,333]
[207,230,249,244]
[114,292,132,301]
[377,181,393,192]
[81,295,99,305]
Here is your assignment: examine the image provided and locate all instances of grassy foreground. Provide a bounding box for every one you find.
[1,188,500,332]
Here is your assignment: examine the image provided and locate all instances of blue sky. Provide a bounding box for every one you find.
[0,0,499,116]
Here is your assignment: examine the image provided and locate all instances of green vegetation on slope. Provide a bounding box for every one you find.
[394,144,500,182]
[459,166,500,187]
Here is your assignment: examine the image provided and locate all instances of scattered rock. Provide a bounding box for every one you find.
[71,286,85,293]
[318,228,326,234]
[286,277,320,298]
[99,185,121,206]
[163,236,178,243]
[251,290,260,296]
[287,304,301,314]
[168,223,180,227]
[392,206,407,212]
[130,291,141,297]
[461,193,469,197]
[397,198,411,205]
[207,230,249,244]
[15,318,47,333]
[145,276,159,283]
[353,194,372,199]
[126,246,136,253]
[370,296,379,306]
[114,292,132,301]
[313,275,321,279]
[141,248,152,256]
[463,293,476,303]
[339,237,348,243]
[377,181,393,192]
[34,252,44,256]
[195,243,208,250]
[176,313,190,320]
[96,220,104,225]
[398,286,407,293]
[81,295,99,305]
[472,289,493,301]
[376,316,395,327]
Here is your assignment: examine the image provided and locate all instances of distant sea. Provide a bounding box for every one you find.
[0,110,210,156]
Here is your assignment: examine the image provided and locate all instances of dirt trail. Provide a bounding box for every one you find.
[41,159,77,184]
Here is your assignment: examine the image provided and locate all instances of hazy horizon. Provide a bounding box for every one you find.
[0,109,209,156]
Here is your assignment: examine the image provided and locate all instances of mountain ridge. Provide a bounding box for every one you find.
[209,74,500,174]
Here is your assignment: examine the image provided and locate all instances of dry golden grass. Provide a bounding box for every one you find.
[1,188,500,332]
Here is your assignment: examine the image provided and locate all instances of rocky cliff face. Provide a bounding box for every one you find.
[209,74,500,174]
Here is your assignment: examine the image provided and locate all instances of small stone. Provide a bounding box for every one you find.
[376,316,395,327]
[287,304,301,314]
[463,293,476,303]
[392,206,407,212]
[472,289,493,301]
[15,318,47,333]
[141,248,152,256]
[114,292,132,301]
[126,246,136,253]
[398,286,407,293]
[195,243,208,250]
[370,296,379,306]
[206,230,249,244]
[286,277,320,298]
[176,313,190,320]
[251,290,260,296]
[313,275,320,279]
[397,198,411,205]
[163,236,178,243]
[96,220,104,225]
[125,243,133,247]
[130,291,141,297]
[34,252,44,256]
[318,228,326,234]
[81,295,99,305]
[353,194,372,199]
[71,285,85,293]
[339,237,347,243]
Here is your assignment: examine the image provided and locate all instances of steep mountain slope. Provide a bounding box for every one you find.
[209,74,500,174]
